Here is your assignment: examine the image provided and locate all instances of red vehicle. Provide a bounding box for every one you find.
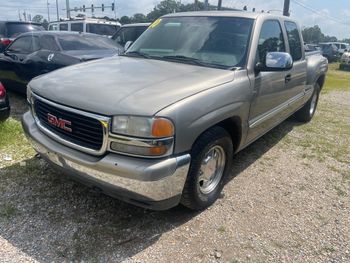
[0,82,10,121]
[0,21,44,52]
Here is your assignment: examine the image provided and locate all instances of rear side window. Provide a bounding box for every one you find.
[257,20,285,64]
[6,23,44,38]
[57,35,118,50]
[59,23,68,31]
[48,24,58,31]
[113,27,137,46]
[7,36,37,53]
[71,23,83,32]
[40,35,60,51]
[86,24,118,36]
[284,21,302,61]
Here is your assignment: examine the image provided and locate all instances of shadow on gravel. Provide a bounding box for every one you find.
[7,91,28,121]
[0,92,303,261]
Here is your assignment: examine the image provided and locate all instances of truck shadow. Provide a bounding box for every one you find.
[0,99,302,262]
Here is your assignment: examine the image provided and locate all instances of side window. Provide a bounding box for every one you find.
[31,36,40,52]
[71,23,83,32]
[114,28,137,46]
[49,24,58,31]
[257,20,285,64]
[7,36,32,53]
[59,23,68,31]
[341,44,346,49]
[40,35,60,51]
[284,21,302,61]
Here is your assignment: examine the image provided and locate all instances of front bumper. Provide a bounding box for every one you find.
[22,111,191,210]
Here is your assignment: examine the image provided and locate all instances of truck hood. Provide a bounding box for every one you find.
[29,56,235,116]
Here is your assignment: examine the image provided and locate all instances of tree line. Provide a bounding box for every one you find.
[31,0,348,44]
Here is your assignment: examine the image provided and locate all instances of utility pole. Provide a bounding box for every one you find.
[217,0,222,10]
[204,0,209,10]
[66,0,70,18]
[283,0,290,16]
[47,0,50,22]
[56,0,59,21]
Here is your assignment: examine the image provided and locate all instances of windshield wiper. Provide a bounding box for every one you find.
[122,51,151,59]
[161,55,235,70]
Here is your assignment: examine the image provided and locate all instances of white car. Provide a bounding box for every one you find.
[340,52,350,69]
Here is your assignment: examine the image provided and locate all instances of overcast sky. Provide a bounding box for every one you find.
[1,0,350,39]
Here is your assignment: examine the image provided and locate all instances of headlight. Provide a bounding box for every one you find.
[111,116,174,138]
[110,116,175,157]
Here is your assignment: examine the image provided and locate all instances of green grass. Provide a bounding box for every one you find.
[0,203,18,219]
[323,63,350,93]
[0,118,35,163]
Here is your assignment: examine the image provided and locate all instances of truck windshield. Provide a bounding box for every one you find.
[127,16,254,69]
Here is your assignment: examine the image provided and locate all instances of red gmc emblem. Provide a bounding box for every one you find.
[47,113,72,132]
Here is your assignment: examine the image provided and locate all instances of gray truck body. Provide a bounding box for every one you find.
[22,11,328,210]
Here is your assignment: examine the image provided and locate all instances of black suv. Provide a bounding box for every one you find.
[0,21,44,52]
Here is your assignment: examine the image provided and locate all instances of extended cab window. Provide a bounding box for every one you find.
[257,20,285,64]
[284,21,302,61]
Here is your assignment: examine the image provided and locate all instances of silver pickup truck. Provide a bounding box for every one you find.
[22,11,328,210]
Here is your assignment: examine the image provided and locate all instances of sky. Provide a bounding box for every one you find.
[1,0,350,39]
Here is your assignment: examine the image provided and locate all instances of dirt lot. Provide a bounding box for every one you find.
[0,65,349,262]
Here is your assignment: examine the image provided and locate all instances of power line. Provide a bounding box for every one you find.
[291,0,350,26]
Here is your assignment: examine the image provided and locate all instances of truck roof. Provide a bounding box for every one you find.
[164,10,294,21]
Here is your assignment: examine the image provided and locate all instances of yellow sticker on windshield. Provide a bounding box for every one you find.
[150,18,162,28]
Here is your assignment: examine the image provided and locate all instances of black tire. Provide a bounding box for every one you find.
[181,126,233,210]
[294,83,320,123]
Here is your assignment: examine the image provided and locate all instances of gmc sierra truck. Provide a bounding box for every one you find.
[22,11,328,210]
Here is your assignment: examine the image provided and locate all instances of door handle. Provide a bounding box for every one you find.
[285,74,292,83]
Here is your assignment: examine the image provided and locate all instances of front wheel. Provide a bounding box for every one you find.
[181,126,233,210]
[294,83,320,122]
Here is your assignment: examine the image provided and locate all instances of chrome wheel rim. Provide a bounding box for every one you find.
[198,145,226,195]
[309,92,318,116]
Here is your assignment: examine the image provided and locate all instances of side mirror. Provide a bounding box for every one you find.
[255,52,293,72]
[124,41,133,51]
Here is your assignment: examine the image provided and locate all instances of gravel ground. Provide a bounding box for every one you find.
[0,90,349,262]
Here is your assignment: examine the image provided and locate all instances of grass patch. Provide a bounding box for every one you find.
[0,203,18,219]
[0,118,34,164]
[217,225,226,233]
[323,63,350,93]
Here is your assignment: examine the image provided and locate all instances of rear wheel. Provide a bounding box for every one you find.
[294,83,320,122]
[181,126,233,210]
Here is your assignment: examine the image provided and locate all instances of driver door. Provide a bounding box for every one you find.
[246,20,292,143]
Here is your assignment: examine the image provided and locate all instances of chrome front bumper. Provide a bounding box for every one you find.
[22,111,191,210]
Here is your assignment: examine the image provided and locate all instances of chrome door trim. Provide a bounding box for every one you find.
[249,91,305,129]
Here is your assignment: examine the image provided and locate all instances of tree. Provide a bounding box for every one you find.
[131,13,148,23]
[302,25,324,43]
[120,16,131,24]
[32,14,44,23]
[147,0,182,21]
[42,19,49,30]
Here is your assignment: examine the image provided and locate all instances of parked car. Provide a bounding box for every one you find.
[330,42,350,55]
[48,18,121,37]
[318,43,340,62]
[304,43,321,52]
[0,81,10,121]
[340,51,350,70]
[0,21,44,52]
[111,23,150,50]
[23,12,328,211]
[0,31,121,93]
